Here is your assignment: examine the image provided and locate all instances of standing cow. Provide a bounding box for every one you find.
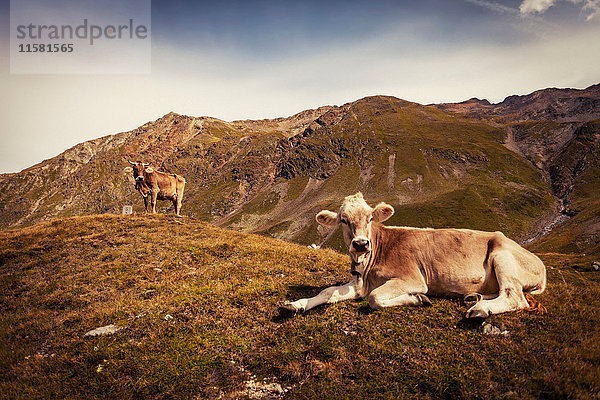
[128,161,186,216]
[280,192,546,319]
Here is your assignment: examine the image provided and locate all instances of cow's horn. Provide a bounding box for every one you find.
[128,160,136,165]
[142,162,150,167]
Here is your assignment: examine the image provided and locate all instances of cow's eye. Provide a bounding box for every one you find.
[340,218,348,225]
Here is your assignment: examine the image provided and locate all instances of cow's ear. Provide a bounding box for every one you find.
[373,202,394,222]
[144,167,154,173]
[316,210,338,226]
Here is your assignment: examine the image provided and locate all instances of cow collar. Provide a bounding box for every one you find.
[351,253,371,277]
[350,259,361,277]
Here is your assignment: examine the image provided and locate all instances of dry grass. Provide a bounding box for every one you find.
[1,214,599,399]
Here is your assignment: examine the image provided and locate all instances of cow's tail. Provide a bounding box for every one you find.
[520,259,547,315]
[171,174,185,183]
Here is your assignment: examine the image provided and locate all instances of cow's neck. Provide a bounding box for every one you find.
[356,224,382,275]
[350,259,363,277]
[350,250,375,298]
[350,248,375,277]
[136,181,151,197]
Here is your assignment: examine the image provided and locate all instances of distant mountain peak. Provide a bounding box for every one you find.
[465,97,492,106]
[435,83,600,123]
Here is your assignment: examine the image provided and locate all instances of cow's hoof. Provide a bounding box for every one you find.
[466,306,489,319]
[278,303,298,318]
[464,293,482,308]
[416,294,432,307]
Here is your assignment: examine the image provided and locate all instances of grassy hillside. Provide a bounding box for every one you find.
[225,97,553,249]
[1,214,599,399]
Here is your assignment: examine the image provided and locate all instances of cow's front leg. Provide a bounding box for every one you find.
[463,293,497,308]
[279,277,360,315]
[143,196,149,212]
[367,279,430,310]
[151,190,159,213]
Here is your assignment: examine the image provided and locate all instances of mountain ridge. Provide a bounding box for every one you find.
[1,85,599,255]
[434,83,600,123]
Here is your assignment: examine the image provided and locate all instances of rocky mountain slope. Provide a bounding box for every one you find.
[1,85,598,255]
[434,84,600,123]
[435,84,600,255]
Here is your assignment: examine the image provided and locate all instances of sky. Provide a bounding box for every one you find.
[1,0,599,173]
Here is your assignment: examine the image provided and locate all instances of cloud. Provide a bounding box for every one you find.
[520,0,556,14]
[464,0,562,40]
[2,2,600,173]
[582,0,600,20]
[464,0,520,15]
[519,0,600,20]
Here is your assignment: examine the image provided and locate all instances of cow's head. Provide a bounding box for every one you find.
[316,192,394,262]
[128,161,151,182]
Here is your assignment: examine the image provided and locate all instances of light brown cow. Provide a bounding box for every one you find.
[280,193,546,319]
[128,161,186,216]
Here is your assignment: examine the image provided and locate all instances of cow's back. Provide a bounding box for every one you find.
[149,171,180,199]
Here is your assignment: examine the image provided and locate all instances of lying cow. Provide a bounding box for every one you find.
[280,192,546,319]
[128,161,186,216]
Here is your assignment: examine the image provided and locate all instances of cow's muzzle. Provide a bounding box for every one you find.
[135,176,144,181]
[351,237,371,254]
